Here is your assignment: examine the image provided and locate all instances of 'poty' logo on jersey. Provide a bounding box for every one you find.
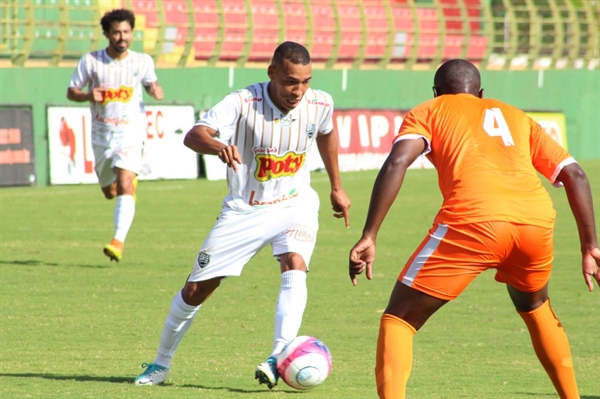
[100,86,134,105]
[254,151,305,182]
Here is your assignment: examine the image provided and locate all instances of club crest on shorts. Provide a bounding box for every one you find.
[305,123,316,138]
[197,250,211,268]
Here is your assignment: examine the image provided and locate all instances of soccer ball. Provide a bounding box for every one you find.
[276,335,332,390]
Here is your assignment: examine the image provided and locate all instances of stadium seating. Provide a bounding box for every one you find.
[248,0,280,62]
[0,0,597,70]
[193,0,219,61]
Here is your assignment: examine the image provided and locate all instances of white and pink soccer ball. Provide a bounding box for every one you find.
[276,335,332,390]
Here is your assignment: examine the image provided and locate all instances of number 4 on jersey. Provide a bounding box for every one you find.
[483,108,514,146]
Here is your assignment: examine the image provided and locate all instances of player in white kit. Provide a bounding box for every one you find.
[66,9,164,262]
[134,41,351,388]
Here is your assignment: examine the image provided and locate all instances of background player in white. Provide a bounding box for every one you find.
[66,8,164,262]
[134,41,351,388]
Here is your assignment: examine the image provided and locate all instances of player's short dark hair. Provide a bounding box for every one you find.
[272,42,311,66]
[434,59,481,95]
[100,9,135,33]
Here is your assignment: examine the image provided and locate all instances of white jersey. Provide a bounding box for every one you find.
[198,82,334,213]
[69,49,158,147]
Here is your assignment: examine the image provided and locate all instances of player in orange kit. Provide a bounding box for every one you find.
[349,59,600,399]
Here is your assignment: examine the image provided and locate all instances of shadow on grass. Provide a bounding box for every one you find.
[180,384,303,394]
[0,259,110,269]
[0,373,130,384]
[517,393,599,399]
[0,373,302,394]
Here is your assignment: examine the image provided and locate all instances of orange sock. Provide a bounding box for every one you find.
[518,300,579,399]
[375,314,416,399]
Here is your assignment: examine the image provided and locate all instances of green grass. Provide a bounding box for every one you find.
[1,161,599,399]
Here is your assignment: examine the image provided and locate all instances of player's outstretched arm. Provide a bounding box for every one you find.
[348,138,425,285]
[184,125,242,172]
[556,162,600,291]
[316,130,351,228]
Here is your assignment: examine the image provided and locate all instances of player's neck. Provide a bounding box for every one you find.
[105,47,129,61]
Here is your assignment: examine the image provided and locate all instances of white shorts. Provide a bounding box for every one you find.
[93,140,142,188]
[188,189,320,282]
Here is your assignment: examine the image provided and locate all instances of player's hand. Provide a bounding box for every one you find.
[218,145,242,173]
[90,86,106,102]
[349,236,375,286]
[582,247,600,292]
[330,188,351,228]
[147,82,164,100]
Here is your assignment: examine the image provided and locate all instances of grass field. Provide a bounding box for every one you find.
[1,161,599,398]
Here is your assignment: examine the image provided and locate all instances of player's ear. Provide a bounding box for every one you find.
[432,86,438,98]
[267,64,275,80]
[478,88,484,99]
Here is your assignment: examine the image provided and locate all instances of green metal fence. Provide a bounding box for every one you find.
[0,0,598,69]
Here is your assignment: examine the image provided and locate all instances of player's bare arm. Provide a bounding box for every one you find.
[66,86,105,103]
[144,81,164,100]
[183,125,242,173]
[556,162,600,291]
[315,130,351,228]
[349,138,425,286]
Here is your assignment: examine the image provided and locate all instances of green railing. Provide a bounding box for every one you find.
[0,0,597,69]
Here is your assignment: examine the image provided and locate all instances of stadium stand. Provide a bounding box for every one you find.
[281,0,308,48]
[247,0,281,62]
[193,0,220,63]
[0,0,597,70]
[220,0,248,62]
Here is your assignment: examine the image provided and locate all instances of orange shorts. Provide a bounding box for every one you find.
[398,221,553,301]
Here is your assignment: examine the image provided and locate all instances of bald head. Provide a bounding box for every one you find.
[433,59,482,97]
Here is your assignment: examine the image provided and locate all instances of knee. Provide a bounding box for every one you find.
[181,278,222,306]
[514,297,549,313]
[101,189,114,199]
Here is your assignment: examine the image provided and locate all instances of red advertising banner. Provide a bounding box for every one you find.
[334,109,433,171]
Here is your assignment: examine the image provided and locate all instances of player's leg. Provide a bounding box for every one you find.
[97,139,142,261]
[102,167,137,261]
[135,208,265,385]
[255,252,308,389]
[498,223,579,399]
[256,196,318,388]
[377,281,447,399]
[134,277,222,386]
[377,222,493,399]
[508,285,579,398]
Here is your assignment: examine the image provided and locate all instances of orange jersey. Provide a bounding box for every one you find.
[395,94,574,227]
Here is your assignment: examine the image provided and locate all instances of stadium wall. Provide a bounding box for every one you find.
[0,67,598,187]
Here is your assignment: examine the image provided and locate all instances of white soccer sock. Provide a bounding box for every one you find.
[154,292,200,369]
[271,270,307,357]
[113,195,135,242]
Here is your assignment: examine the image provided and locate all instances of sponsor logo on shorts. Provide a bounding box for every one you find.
[99,86,134,105]
[197,250,211,268]
[286,223,316,243]
[254,151,305,182]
